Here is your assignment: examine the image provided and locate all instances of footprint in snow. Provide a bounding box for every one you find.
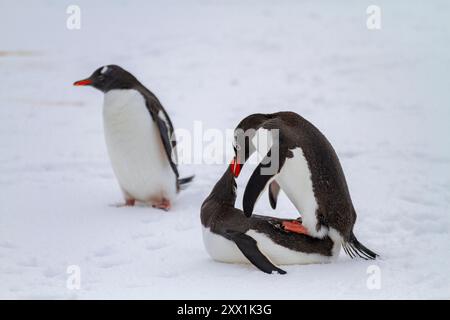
[132,232,155,240]
[145,241,168,251]
[0,241,17,249]
[98,258,130,269]
[17,257,38,267]
[93,245,116,258]
[43,267,61,279]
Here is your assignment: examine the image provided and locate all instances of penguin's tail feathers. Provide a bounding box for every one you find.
[177,175,195,191]
[343,232,378,260]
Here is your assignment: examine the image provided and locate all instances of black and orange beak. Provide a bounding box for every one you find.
[73,78,93,86]
[230,156,243,177]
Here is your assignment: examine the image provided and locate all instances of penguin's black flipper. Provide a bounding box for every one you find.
[268,180,281,209]
[154,113,180,179]
[225,230,286,275]
[145,97,180,180]
[243,147,287,217]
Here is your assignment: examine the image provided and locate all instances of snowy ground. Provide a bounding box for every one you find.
[1,0,449,299]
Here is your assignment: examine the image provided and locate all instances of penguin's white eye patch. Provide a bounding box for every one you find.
[100,66,109,74]
[233,137,240,150]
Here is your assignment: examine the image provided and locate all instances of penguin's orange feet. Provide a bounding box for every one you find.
[282,220,308,235]
[152,198,171,211]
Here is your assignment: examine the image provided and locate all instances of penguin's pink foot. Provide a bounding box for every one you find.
[152,199,171,211]
[282,220,308,235]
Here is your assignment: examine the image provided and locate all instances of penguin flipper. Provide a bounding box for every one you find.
[225,230,286,275]
[145,97,180,179]
[243,147,287,217]
[268,180,280,209]
[154,112,180,179]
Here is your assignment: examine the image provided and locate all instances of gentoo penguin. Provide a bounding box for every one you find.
[74,65,193,210]
[230,111,378,260]
[201,168,341,274]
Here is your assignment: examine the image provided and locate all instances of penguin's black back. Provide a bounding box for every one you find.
[240,111,357,240]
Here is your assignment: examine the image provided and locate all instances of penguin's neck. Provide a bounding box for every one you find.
[205,169,237,206]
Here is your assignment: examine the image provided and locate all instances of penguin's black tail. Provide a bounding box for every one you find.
[177,175,195,190]
[343,232,378,260]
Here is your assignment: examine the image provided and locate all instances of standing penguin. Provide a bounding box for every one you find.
[230,111,377,259]
[74,65,193,210]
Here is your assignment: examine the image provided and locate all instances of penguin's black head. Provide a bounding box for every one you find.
[230,115,268,178]
[73,65,138,93]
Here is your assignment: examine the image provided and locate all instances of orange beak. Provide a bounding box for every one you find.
[73,78,93,86]
[230,156,243,177]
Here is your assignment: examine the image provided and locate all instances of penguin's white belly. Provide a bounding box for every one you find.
[202,227,247,263]
[276,148,328,238]
[202,227,334,265]
[103,89,176,202]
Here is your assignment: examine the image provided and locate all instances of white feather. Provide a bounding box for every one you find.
[202,227,247,263]
[103,89,176,202]
[276,147,329,238]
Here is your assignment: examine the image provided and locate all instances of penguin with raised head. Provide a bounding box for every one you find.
[201,168,342,274]
[74,65,193,210]
[230,111,378,260]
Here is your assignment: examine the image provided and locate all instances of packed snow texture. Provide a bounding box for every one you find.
[0,0,449,299]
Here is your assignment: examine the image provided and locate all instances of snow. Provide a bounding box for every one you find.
[1,0,449,299]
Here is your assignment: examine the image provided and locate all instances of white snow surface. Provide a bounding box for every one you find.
[0,0,449,299]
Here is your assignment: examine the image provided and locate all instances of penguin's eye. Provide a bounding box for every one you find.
[98,75,105,81]
[235,144,241,151]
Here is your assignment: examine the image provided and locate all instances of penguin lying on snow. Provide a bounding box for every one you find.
[230,111,378,260]
[74,65,193,210]
[201,168,341,274]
